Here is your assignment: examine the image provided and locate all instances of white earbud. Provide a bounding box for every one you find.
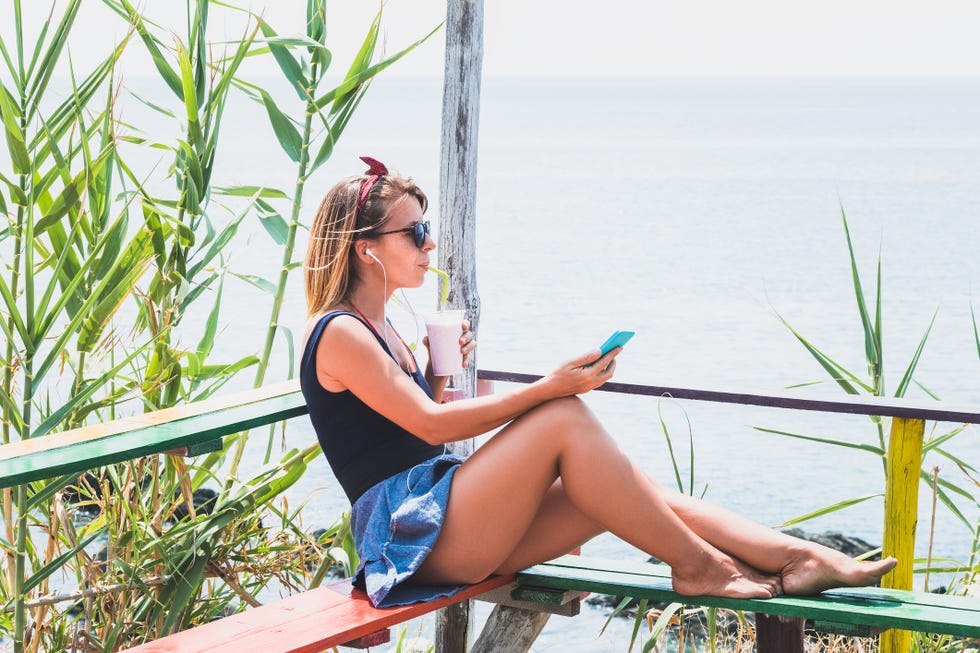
[365,248,381,264]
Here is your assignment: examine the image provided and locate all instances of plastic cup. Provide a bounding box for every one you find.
[425,310,465,376]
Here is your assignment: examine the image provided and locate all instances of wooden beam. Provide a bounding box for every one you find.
[477,370,980,423]
[437,1,484,650]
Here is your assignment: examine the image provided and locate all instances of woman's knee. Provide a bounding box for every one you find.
[516,396,606,451]
[528,396,595,428]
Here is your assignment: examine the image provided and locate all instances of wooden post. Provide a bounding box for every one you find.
[470,607,550,653]
[435,0,483,650]
[438,0,483,415]
[879,416,925,653]
[755,614,804,653]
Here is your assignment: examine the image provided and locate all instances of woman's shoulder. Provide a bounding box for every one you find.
[302,308,364,351]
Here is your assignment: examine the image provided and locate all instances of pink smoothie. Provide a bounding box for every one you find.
[425,311,464,376]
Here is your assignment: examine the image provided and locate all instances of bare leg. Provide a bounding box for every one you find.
[658,482,897,593]
[413,397,780,599]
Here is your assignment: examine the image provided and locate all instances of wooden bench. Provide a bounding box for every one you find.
[4,372,980,652]
[515,555,980,652]
[119,575,516,652]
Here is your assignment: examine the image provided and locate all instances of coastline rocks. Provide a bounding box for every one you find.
[781,528,878,559]
[171,488,218,521]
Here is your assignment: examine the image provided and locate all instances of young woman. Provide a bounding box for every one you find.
[300,157,897,608]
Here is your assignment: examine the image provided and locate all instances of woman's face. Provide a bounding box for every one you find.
[368,194,435,289]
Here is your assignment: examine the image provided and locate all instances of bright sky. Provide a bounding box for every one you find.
[5,0,980,78]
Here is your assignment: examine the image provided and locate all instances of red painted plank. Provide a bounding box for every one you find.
[120,575,513,653]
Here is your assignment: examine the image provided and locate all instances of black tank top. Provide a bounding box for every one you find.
[300,311,444,503]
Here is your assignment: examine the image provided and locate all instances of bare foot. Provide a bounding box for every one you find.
[781,544,898,596]
[672,550,781,599]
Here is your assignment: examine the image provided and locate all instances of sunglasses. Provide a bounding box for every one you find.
[374,220,431,248]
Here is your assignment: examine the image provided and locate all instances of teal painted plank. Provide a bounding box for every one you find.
[517,557,980,638]
[538,555,976,613]
[0,391,308,488]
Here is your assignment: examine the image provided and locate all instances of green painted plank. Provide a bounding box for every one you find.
[538,555,976,612]
[517,557,980,638]
[0,392,308,488]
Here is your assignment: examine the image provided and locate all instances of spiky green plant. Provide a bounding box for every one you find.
[0,2,431,650]
[763,206,975,560]
[215,1,441,474]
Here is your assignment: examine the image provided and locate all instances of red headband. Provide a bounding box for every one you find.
[357,156,388,215]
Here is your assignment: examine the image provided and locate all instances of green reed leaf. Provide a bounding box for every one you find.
[206,22,258,122]
[645,602,686,650]
[754,426,885,455]
[265,35,328,51]
[629,598,648,652]
[197,277,223,360]
[24,0,83,116]
[779,493,882,527]
[0,32,18,86]
[0,173,26,208]
[972,302,980,360]
[929,476,973,531]
[307,0,326,46]
[0,86,31,174]
[186,198,253,280]
[160,547,210,634]
[774,309,873,394]
[28,38,127,158]
[923,424,971,455]
[840,205,881,388]
[657,402,685,493]
[258,21,307,100]
[35,147,113,235]
[33,216,86,329]
[105,0,183,99]
[176,43,203,148]
[309,78,369,173]
[930,445,978,474]
[255,199,288,245]
[333,7,380,108]
[214,185,288,199]
[0,272,29,345]
[928,470,975,502]
[190,355,259,383]
[281,325,296,378]
[77,234,154,352]
[127,88,177,118]
[23,532,99,593]
[25,474,74,513]
[314,22,442,112]
[894,306,938,398]
[256,86,302,162]
[231,272,276,295]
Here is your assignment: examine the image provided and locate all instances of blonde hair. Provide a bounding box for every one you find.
[304,170,428,317]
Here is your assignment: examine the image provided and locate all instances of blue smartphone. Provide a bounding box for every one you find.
[599,330,634,356]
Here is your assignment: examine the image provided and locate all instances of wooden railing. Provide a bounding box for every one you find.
[2,370,976,653]
[478,370,979,653]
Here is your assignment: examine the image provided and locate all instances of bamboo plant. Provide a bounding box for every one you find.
[0,1,421,650]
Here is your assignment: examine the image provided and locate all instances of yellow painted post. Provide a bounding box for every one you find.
[880,416,925,653]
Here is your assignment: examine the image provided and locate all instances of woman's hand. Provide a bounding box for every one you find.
[541,348,621,397]
[459,319,476,369]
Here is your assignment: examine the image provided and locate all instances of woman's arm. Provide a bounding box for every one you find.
[316,315,619,445]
